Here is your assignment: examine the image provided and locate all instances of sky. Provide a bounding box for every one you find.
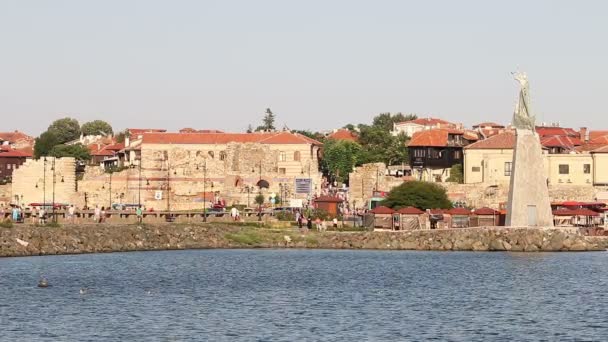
[1,0,607,136]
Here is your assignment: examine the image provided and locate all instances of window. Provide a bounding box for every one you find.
[293,151,301,161]
[559,164,569,175]
[279,152,287,162]
[6,164,10,169]
[219,151,227,161]
[208,151,214,159]
[472,166,480,172]
[414,149,425,158]
[279,167,286,175]
[583,164,591,174]
[504,162,512,176]
[453,150,461,159]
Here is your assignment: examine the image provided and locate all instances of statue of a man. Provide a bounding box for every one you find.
[512,72,536,131]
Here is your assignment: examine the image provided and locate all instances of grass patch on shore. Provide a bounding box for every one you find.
[225,230,263,246]
[0,220,13,228]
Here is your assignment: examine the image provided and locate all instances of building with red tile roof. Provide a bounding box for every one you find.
[0,147,33,180]
[0,130,34,150]
[407,129,476,183]
[392,117,460,137]
[327,129,358,142]
[137,130,324,211]
[464,131,515,150]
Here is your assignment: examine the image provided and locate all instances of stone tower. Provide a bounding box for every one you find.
[505,73,554,227]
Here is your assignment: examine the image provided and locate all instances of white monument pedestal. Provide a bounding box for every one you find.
[505,129,554,227]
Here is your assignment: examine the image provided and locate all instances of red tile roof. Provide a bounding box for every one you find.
[142,132,322,145]
[591,145,608,153]
[408,129,449,147]
[128,128,167,136]
[463,130,480,141]
[575,143,607,152]
[448,207,471,215]
[473,207,499,215]
[397,206,424,215]
[589,135,608,145]
[540,136,582,148]
[552,209,576,216]
[370,206,395,214]
[88,144,116,156]
[570,208,600,216]
[589,130,608,141]
[104,143,125,151]
[403,117,455,126]
[536,127,579,137]
[473,122,505,128]
[327,129,358,142]
[0,131,34,144]
[0,149,32,157]
[464,131,515,149]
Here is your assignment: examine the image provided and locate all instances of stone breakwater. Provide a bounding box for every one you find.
[1,224,607,257]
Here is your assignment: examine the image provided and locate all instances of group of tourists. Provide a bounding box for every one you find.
[294,211,340,232]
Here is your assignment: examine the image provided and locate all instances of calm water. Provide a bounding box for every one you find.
[1,250,607,341]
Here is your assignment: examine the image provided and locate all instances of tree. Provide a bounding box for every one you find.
[371,112,418,132]
[48,117,81,144]
[49,144,91,161]
[81,120,113,136]
[115,129,130,143]
[254,194,265,205]
[34,131,60,158]
[246,124,253,133]
[321,139,362,184]
[382,181,453,210]
[446,164,464,183]
[256,108,276,132]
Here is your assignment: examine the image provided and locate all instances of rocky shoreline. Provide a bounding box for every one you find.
[1,224,607,257]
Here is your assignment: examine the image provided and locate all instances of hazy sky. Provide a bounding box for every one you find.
[1,0,607,136]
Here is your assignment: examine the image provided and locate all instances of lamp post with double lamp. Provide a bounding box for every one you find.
[245,185,252,208]
[196,159,208,222]
[51,158,56,222]
[42,157,47,212]
[102,170,113,210]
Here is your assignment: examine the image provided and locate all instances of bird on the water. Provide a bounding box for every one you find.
[37,277,49,288]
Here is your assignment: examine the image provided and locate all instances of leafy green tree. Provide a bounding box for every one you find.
[48,117,81,144]
[49,144,92,161]
[371,112,418,132]
[114,129,130,143]
[34,131,60,158]
[254,194,265,205]
[256,108,276,132]
[343,123,357,132]
[321,139,362,184]
[446,164,464,183]
[81,120,113,136]
[382,181,453,210]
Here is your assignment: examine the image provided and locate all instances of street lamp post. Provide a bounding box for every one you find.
[138,160,142,207]
[196,160,208,222]
[246,186,251,208]
[51,158,56,223]
[43,157,47,212]
[109,171,113,210]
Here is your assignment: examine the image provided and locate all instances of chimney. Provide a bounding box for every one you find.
[579,127,588,142]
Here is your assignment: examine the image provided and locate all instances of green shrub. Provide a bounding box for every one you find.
[0,220,13,228]
[275,211,295,221]
[45,221,61,228]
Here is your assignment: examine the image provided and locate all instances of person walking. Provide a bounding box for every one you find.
[94,205,101,223]
[136,206,143,224]
[67,205,76,224]
[38,207,46,225]
[100,207,106,223]
[31,207,38,224]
